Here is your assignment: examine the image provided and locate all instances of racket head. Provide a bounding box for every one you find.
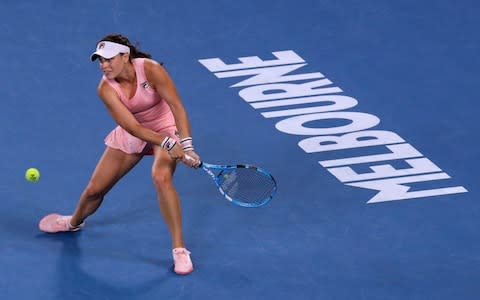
[201,162,277,207]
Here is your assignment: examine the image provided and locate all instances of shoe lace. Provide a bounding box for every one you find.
[173,248,191,257]
[56,216,69,226]
[57,216,77,230]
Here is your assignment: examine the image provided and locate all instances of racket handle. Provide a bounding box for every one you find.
[184,154,203,168]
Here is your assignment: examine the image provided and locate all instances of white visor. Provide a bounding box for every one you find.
[90,41,130,61]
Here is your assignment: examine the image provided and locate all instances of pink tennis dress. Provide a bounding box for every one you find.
[103,58,177,154]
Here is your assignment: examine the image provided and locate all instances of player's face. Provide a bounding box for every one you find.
[98,54,128,79]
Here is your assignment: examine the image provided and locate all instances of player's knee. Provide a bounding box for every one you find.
[83,180,107,200]
[152,169,173,190]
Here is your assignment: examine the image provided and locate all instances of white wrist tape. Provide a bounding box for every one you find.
[180,137,194,151]
[160,136,177,151]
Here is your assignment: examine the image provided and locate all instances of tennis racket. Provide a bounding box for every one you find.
[186,155,277,207]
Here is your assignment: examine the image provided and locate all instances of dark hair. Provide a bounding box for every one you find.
[98,33,152,59]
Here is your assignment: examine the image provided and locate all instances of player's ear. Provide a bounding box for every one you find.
[122,53,130,63]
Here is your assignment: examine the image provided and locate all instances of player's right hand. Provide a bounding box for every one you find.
[182,150,201,168]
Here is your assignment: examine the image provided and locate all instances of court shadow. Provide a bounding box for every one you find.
[35,233,174,299]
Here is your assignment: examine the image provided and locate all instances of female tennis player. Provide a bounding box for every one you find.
[38,33,200,275]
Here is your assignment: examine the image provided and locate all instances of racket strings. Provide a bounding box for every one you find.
[218,167,276,204]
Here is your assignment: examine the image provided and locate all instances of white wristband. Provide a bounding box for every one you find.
[180,137,194,151]
[160,136,176,151]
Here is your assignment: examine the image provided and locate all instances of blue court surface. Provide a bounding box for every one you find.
[1,1,479,299]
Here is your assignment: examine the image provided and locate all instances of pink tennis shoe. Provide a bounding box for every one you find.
[39,213,84,233]
[172,248,194,275]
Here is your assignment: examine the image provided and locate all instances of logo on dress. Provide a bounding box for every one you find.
[141,81,151,90]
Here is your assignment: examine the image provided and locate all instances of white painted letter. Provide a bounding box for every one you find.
[320,144,423,167]
[275,112,380,136]
[346,173,468,203]
[198,50,305,72]
[327,158,442,182]
[239,79,342,102]
[214,64,325,87]
[298,130,405,153]
[260,95,358,118]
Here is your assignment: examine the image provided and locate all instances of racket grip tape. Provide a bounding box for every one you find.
[184,154,203,168]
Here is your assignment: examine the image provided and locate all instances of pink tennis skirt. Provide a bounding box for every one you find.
[105,125,179,155]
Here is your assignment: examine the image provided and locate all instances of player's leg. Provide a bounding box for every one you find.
[151,146,193,275]
[39,147,142,233]
[70,147,143,225]
[151,146,184,248]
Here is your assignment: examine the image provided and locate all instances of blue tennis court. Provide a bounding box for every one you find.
[1,1,478,299]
